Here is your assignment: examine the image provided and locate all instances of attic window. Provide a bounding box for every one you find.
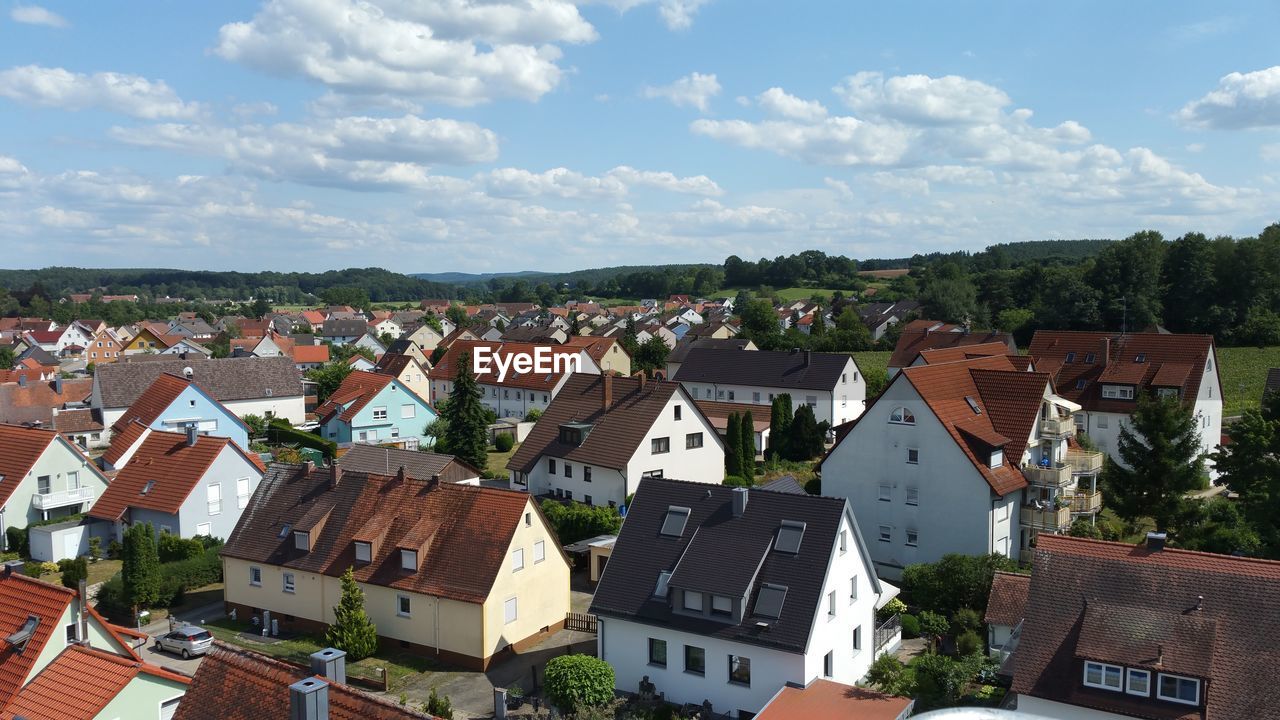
[964,397,982,415]
[1075,379,1087,390]
[888,407,915,425]
[1134,354,1146,363]
[1065,352,1076,363]
[774,520,806,554]
[5,615,39,653]
[140,480,156,496]
[354,541,371,563]
[660,506,691,537]
[990,449,1004,468]
[755,583,787,619]
[277,523,291,539]
[1085,352,1096,363]
[293,530,310,552]
[654,570,672,598]
[400,549,418,571]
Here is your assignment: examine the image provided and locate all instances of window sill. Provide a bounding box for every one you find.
[647,663,667,669]
[728,680,751,687]
[684,670,705,677]
[397,613,411,619]
[249,582,261,587]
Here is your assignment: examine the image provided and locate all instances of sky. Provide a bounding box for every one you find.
[1,1,1279,274]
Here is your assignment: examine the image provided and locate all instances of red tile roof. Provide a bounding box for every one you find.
[0,424,60,510]
[315,370,395,424]
[917,340,1017,366]
[173,642,428,720]
[291,344,329,364]
[101,420,149,468]
[1027,331,1216,412]
[111,373,190,431]
[89,430,255,520]
[1011,535,1280,719]
[984,570,1031,627]
[0,574,75,711]
[889,321,1016,369]
[756,679,913,720]
[2,644,188,720]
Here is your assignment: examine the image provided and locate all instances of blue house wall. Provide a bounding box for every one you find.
[149,385,249,450]
[322,379,436,447]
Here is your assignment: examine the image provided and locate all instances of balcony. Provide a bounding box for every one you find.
[874,614,902,655]
[1020,504,1071,531]
[1066,449,1104,475]
[1039,416,1075,438]
[1023,463,1072,487]
[1068,490,1103,514]
[32,486,94,511]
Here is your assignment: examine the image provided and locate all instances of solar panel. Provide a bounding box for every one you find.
[660,506,691,537]
[774,520,806,553]
[964,396,982,415]
[754,583,788,619]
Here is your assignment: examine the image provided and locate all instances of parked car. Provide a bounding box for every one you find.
[154,624,213,659]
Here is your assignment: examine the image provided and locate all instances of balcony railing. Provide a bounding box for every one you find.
[1068,490,1102,514]
[32,486,94,510]
[1020,504,1071,531]
[874,613,902,654]
[1066,449,1104,475]
[1023,463,1073,487]
[1039,416,1075,437]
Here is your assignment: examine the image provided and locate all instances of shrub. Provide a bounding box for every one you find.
[956,630,983,656]
[60,557,88,590]
[540,501,621,546]
[900,613,921,639]
[544,654,615,713]
[107,539,123,560]
[523,408,542,422]
[865,652,913,696]
[918,610,949,648]
[721,475,753,488]
[25,561,59,577]
[326,567,378,661]
[951,608,982,634]
[158,533,205,563]
[901,553,1023,617]
[88,537,102,561]
[803,476,821,495]
[879,597,908,620]
[494,434,515,453]
[94,573,130,622]
[5,527,27,558]
[425,688,454,720]
[157,546,223,598]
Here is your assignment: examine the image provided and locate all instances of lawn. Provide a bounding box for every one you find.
[204,618,442,690]
[487,441,520,477]
[1217,345,1280,417]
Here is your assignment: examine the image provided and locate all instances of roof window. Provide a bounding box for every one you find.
[774,520,806,554]
[660,506,691,537]
[964,396,982,415]
[755,583,788,619]
[140,480,155,496]
[1134,353,1146,363]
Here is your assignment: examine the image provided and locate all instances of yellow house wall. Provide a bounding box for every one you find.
[481,498,571,657]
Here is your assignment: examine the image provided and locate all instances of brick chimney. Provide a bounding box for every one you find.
[635,371,647,389]
[1101,337,1111,366]
[329,460,342,490]
[395,465,407,485]
[602,373,613,411]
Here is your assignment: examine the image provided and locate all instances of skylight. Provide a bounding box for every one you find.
[1065,352,1076,363]
[755,583,788,619]
[1135,353,1146,363]
[654,570,672,598]
[140,480,155,496]
[964,396,982,415]
[277,523,292,539]
[1076,379,1087,390]
[660,506,691,537]
[1085,352,1096,363]
[775,520,806,554]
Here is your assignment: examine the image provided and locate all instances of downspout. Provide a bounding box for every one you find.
[434,594,440,656]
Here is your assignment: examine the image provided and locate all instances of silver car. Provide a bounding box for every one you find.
[154,625,213,659]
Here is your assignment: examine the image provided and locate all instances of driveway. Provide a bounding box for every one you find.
[133,600,227,678]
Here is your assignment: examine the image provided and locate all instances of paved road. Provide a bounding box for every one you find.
[134,600,227,677]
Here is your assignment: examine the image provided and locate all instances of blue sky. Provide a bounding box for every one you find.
[1,0,1279,273]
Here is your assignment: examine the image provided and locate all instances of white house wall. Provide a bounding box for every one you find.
[624,391,725,495]
[678,359,864,427]
[174,444,264,540]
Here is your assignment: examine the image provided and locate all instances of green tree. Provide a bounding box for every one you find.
[901,553,1022,617]
[767,394,793,459]
[249,297,271,319]
[1177,497,1264,556]
[1088,230,1165,331]
[121,523,161,611]
[305,362,353,404]
[917,610,950,653]
[326,567,379,661]
[1102,393,1205,534]
[725,412,743,478]
[784,403,824,461]
[0,346,14,370]
[865,653,914,696]
[809,307,826,337]
[424,688,454,719]
[1210,408,1280,556]
[633,335,670,376]
[739,298,781,347]
[60,556,88,590]
[241,414,267,438]
[440,351,490,470]
[540,500,622,545]
[995,307,1034,334]
[445,304,468,328]
[739,410,756,477]
[543,655,615,714]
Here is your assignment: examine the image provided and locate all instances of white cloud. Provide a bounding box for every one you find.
[10,4,67,28]
[691,116,912,166]
[756,87,827,121]
[834,71,1010,125]
[1262,143,1280,162]
[481,167,626,199]
[1186,143,1205,153]
[0,155,29,175]
[35,206,93,228]
[642,72,721,112]
[823,177,853,199]
[0,65,201,119]
[1178,66,1280,129]
[231,101,279,119]
[587,0,712,31]
[215,0,593,106]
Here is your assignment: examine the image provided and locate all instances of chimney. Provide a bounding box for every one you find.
[1101,337,1111,367]
[602,373,613,411]
[304,460,315,474]
[289,677,329,720]
[2,560,24,577]
[635,371,647,389]
[185,424,198,447]
[1156,644,1164,667]
[803,350,811,368]
[731,487,748,518]
[78,579,89,645]
[329,460,342,490]
[309,648,347,685]
[17,375,26,387]
[429,473,441,490]
[53,376,62,394]
[1146,531,1166,551]
[395,465,407,485]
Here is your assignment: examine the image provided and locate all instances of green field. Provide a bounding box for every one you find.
[850,350,890,377]
[1218,345,1280,417]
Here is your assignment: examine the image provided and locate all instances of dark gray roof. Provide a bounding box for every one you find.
[589,478,876,654]
[17,346,58,366]
[336,443,480,480]
[672,348,852,391]
[95,356,304,409]
[759,475,807,494]
[321,318,369,337]
[667,337,753,365]
[1265,368,1280,400]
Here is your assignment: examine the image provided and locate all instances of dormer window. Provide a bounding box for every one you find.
[990,449,1003,468]
[293,530,310,551]
[888,407,915,425]
[1084,661,1123,691]
[354,541,372,563]
[1157,673,1200,706]
[1126,669,1150,696]
[683,591,703,612]
[1101,385,1135,400]
[400,549,418,571]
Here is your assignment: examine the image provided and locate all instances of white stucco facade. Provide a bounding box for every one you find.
[677,357,865,428]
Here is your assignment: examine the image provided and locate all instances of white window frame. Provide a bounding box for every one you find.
[906,487,919,506]
[401,404,416,419]
[397,594,412,617]
[372,406,388,421]
[236,476,250,510]
[888,407,915,425]
[849,575,858,602]
[878,525,891,543]
[1156,673,1200,706]
[1083,661,1123,691]
[282,572,295,594]
[838,530,847,554]
[401,549,418,571]
[355,541,372,563]
[512,548,525,572]
[504,596,518,624]
[906,529,919,547]
[853,625,862,654]
[1125,668,1150,697]
[249,566,261,586]
[533,540,545,564]
[878,484,891,502]
[207,482,222,516]
[684,591,703,612]
[195,522,211,536]
[906,448,919,464]
[827,591,836,618]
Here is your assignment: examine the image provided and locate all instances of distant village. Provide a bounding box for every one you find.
[0,287,1274,720]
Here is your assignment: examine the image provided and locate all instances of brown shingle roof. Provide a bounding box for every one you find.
[89,430,251,520]
[172,642,428,720]
[1010,535,1280,719]
[0,377,93,428]
[917,340,1017,366]
[95,356,303,409]
[889,322,1016,369]
[756,679,913,720]
[984,570,1030,627]
[221,464,533,604]
[110,373,189,431]
[52,408,102,434]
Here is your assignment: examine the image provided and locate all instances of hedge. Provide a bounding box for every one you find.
[267,420,336,459]
[95,544,225,621]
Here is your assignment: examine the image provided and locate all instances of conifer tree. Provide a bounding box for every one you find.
[326,567,378,661]
[725,412,743,478]
[740,410,756,481]
[768,395,793,459]
[441,350,490,471]
[121,522,160,612]
[785,404,825,461]
[1103,393,1204,534]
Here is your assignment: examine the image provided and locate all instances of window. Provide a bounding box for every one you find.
[1126,668,1150,696]
[990,449,1003,467]
[1097,415,1109,429]
[397,594,411,617]
[401,549,418,571]
[711,595,732,616]
[67,471,79,489]
[842,395,847,407]
[401,404,415,418]
[849,575,858,601]
[504,597,518,624]
[207,483,222,515]
[584,466,592,483]
[237,477,250,509]
[1076,379,1087,390]
[684,591,703,612]
[752,392,761,402]
[1157,673,1200,706]
[842,373,847,384]
[728,391,735,401]
[906,448,919,464]
[355,541,371,563]
[65,623,77,645]
[548,458,556,474]
[294,530,310,551]
[729,655,751,686]
[805,395,817,408]
[673,405,682,421]
[189,399,197,408]
[717,389,724,399]
[823,651,833,678]
[853,625,862,653]
[888,407,915,425]
[1101,385,1135,400]
[684,645,705,675]
[249,566,261,586]
[564,463,572,478]
[651,437,670,454]
[906,487,919,506]
[827,591,836,617]
[584,494,593,505]
[1083,661,1123,691]
[906,529,918,547]
[37,475,51,495]
[1065,351,1076,363]
[654,570,673,598]
[642,469,664,479]
[196,522,211,536]
[839,530,847,554]
[1085,352,1096,363]
[878,484,891,502]
[878,525,891,543]
[648,638,667,666]
[372,406,388,420]
[533,540,545,564]
[282,573,295,593]
[685,432,703,449]
[775,521,806,553]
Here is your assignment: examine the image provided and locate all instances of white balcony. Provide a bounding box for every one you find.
[32,486,94,510]
[1039,416,1075,438]
[1023,463,1073,487]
